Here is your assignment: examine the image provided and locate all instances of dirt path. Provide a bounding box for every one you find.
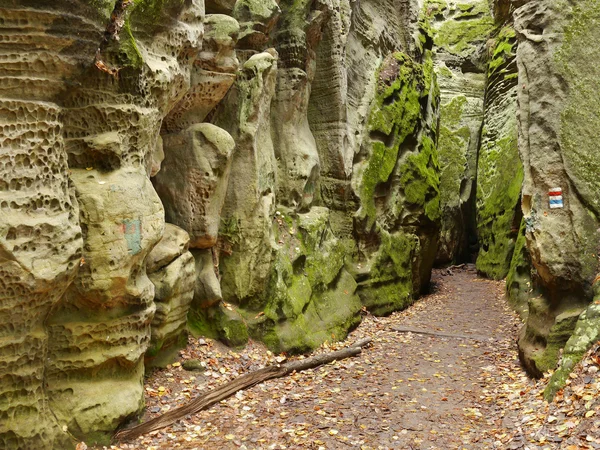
[117,268,529,449]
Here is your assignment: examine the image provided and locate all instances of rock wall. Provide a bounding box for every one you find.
[0,0,202,446]
[0,0,444,443]
[4,0,600,444]
[475,21,522,280]
[513,0,600,376]
[423,0,493,264]
[188,0,442,349]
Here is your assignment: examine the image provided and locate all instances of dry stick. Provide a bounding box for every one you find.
[391,326,493,343]
[115,338,372,442]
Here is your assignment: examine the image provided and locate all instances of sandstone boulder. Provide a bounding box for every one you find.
[154,123,235,249]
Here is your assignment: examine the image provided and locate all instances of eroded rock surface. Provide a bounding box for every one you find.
[0,0,202,445]
[146,224,195,368]
[4,0,600,444]
[423,0,492,265]
[514,0,600,376]
[476,23,522,280]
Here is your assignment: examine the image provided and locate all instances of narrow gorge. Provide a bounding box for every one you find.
[1,0,600,448]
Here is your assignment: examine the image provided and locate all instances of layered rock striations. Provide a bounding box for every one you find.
[3,0,600,445]
[423,0,493,265]
[1,0,202,446]
[512,0,600,377]
[185,0,444,351]
[476,20,522,280]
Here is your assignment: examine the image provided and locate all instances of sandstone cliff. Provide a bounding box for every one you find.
[1,0,600,446]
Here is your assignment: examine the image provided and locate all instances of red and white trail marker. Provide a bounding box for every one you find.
[549,187,563,209]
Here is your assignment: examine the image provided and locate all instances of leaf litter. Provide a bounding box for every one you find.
[93,266,600,449]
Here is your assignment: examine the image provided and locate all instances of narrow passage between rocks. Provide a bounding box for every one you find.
[116,267,530,449]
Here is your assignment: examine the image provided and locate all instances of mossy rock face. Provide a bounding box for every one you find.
[518,295,587,378]
[515,1,600,374]
[202,207,361,354]
[355,230,417,316]
[505,218,532,319]
[98,0,190,71]
[435,92,480,263]
[353,49,441,315]
[424,0,494,62]
[357,51,431,228]
[421,0,491,264]
[254,269,362,354]
[247,208,361,353]
[545,300,600,401]
[558,0,600,218]
[188,302,250,348]
[475,23,522,280]
[475,135,522,279]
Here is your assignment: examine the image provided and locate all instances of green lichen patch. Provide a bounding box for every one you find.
[188,303,250,348]
[356,230,417,316]
[437,95,470,210]
[399,136,441,223]
[105,0,187,69]
[455,1,490,19]
[545,303,600,401]
[253,269,362,354]
[557,0,600,217]
[476,131,523,280]
[212,208,362,354]
[506,218,532,319]
[435,15,494,57]
[488,26,516,77]
[533,309,583,375]
[423,0,494,58]
[129,0,186,31]
[359,52,434,227]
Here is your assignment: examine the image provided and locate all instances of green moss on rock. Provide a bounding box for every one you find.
[253,269,362,354]
[545,301,600,401]
[399,136,441,223]
[210,208,362,354]
[557,0,600,217]
[357,230,417,316]
[506,218,532,319]
[488,26,516,77]
[188,303,249,348]
[476,132,523,279]
[426,0,494,58]
[437,96,470,210]
[360,52,430,226]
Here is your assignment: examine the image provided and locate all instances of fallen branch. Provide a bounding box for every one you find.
[391,326,492,343]
[115,338,372,442]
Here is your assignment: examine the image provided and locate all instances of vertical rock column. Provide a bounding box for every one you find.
[352,50,441,315]
[42,0,204,441]
[215,50,279,312]
[155,13,241,348]
[307,0,354,232]
[476,23,523,280]
[514,0,600,376]
[0,3,103,448]
[270,0,328,210]
[422,0,493,264]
